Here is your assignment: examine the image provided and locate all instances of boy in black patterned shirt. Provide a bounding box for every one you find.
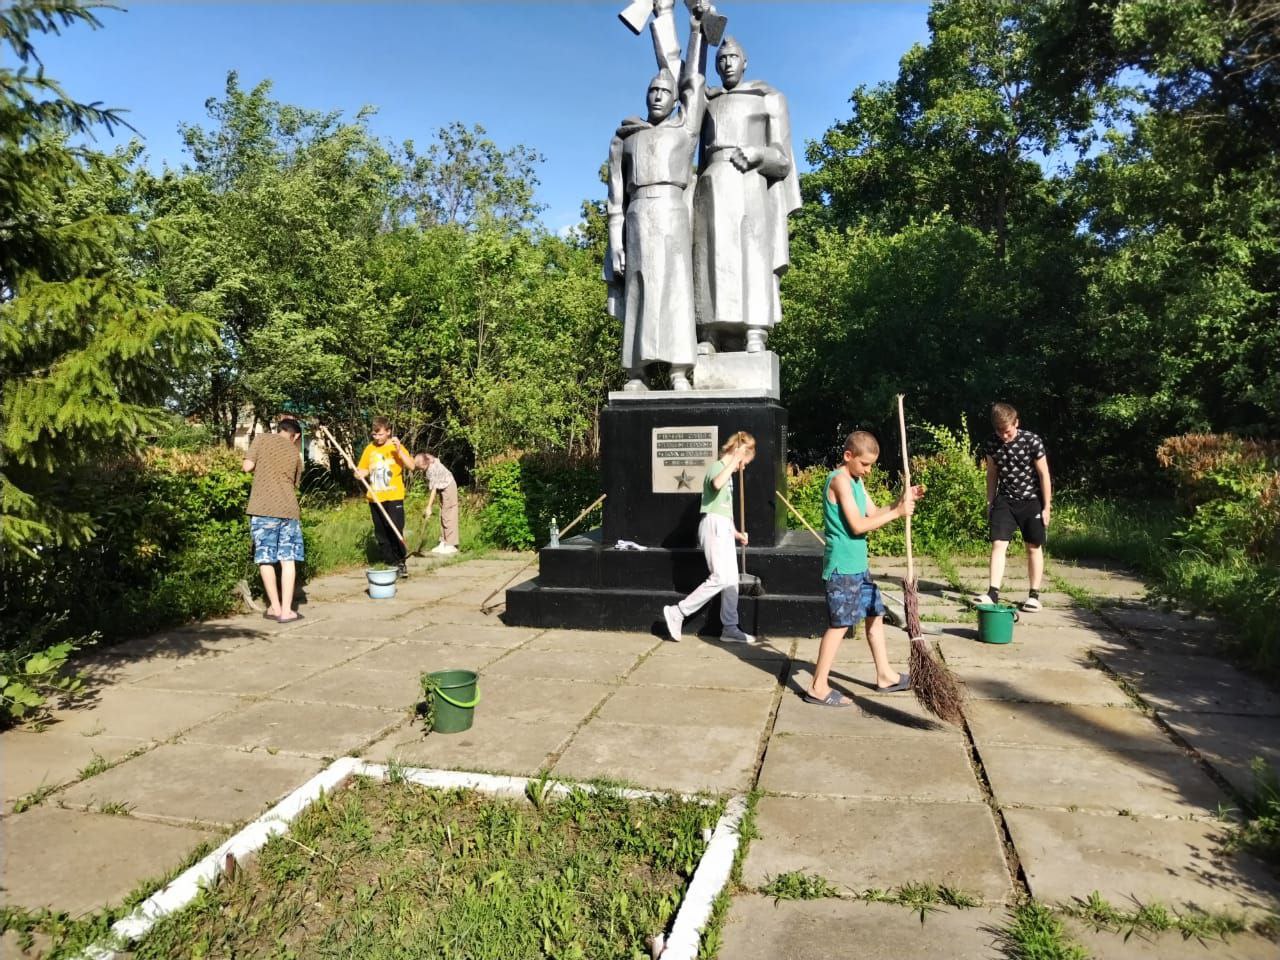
[971,403,1053,611]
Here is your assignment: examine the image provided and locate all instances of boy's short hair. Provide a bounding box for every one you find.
[277,419,302,438]
[844,431,879,458]
[371,416,391,431]
[991,403,1018,430]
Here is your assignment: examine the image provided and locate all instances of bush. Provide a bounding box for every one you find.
[908,420,988,554]
[1,448,255,651]
[476,452,602,550]
[785,464,904,556]
[784,419,988,557]
[1156,434,1280,563]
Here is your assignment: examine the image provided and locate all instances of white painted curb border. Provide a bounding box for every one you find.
[75,759,747,960]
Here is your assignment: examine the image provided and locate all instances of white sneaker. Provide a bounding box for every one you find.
[1021,596,1042,611]
[662,605,683,642]
[719,625,759,645]
[432,543,458,555]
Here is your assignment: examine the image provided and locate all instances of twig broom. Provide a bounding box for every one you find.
[896,395,966,725]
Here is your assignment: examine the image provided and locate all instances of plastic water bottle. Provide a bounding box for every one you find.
[549,516,560,547]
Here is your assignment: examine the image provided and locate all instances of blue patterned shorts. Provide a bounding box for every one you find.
[250,516,305,564]
[825,571,885,629]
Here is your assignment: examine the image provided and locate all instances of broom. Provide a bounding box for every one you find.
[737,464,764,597]
[896,395,965,725]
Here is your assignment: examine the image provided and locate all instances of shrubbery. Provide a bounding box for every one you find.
[476,452,602,550]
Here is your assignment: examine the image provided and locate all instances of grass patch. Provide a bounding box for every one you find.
[859,882,982,920]
[1062,890,1261,940]
[760,871,840,901]
[301,489,492,579]
[993,901,1089,960]
[129,776,721,959]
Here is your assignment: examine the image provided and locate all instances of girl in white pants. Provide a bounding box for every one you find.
[662,431,758,644]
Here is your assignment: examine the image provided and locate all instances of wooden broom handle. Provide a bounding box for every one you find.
[776,489,825,545]
[318,423,406,547]
[895,394,914,583]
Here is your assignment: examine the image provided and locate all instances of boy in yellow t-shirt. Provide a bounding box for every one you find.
[355,416,414,575]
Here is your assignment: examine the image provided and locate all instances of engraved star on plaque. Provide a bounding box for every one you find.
[675,469,695,490]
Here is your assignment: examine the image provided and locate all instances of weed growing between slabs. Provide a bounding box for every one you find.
[132,775,723,959]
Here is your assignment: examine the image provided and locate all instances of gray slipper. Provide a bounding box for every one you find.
[803,689,854,707]
[876,672,911,693]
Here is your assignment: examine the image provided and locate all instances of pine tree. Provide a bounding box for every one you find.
[0,0,215,555]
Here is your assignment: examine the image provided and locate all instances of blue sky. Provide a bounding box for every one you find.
[42,2,931,232]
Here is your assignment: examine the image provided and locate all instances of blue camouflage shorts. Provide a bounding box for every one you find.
[250,516,305,564]
[825,570,886,629]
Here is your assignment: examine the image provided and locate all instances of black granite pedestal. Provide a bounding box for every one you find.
[505,393,830,638]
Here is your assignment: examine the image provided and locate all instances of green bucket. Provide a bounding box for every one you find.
[976,602,1019,644]
[422,669,480,734]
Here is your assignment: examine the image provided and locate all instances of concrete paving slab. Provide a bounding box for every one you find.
[1004,808,1280,916]
[1159,712,1280,798]
[421,603,524,628]
[97,621,265,660]
[348,640,508,675]
[953,665,1133,707]
[791,635,901,665]
[717,897,1003,960]
[368,578,471,604]
[743,797,1012,903]
[654,636,794,661]
[131,639,371,696]
[1102,604,1221,637]
[594,685,773,729]
[0,805,218,915]
[1,731,145,809]
[1065,921,1280,959]
[408,621,542,649]
[786,665,919,704]
[365,716,577,776]
[182,700,400,757]
[626,651,783,691]
[270,662,424,711]
[938,633,1100,670]
[553,721,759,794]
[966,702,1179,754]
[0,928,53,959]
[1097,650,1280,715]
[523,629,657,655]
[772,687,961,740]
[1009,606,1109,630]
[283,613,430,641]
[42,687,242,741]
[58,741,320,826]
[470,675,610,724]
[981,743,1226,816]
[430,559,530,579]
[483,648,642,684]
[759,732,981,802]
[436,581,523,607]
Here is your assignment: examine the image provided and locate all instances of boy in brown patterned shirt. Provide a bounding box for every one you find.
[243,419,304,621]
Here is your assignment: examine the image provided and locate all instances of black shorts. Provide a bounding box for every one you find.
[989,496,1046,546]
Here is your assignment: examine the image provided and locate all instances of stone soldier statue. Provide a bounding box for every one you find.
[693,35,801,355]
[606,0,711,392]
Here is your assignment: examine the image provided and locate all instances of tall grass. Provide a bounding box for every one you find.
[301,488,494,578]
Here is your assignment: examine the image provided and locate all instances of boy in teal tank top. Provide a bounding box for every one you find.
[805,430,925,707]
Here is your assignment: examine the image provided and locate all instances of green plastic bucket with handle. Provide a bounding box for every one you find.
[422,669,480,734]
[975,602,1019,644]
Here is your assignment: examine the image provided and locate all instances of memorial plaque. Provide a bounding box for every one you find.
[652,426,718,494]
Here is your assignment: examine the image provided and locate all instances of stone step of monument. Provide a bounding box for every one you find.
[505,580,826,639]
[541,534,826,597]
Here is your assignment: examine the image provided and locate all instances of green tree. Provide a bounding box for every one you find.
[0,0,214,553]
